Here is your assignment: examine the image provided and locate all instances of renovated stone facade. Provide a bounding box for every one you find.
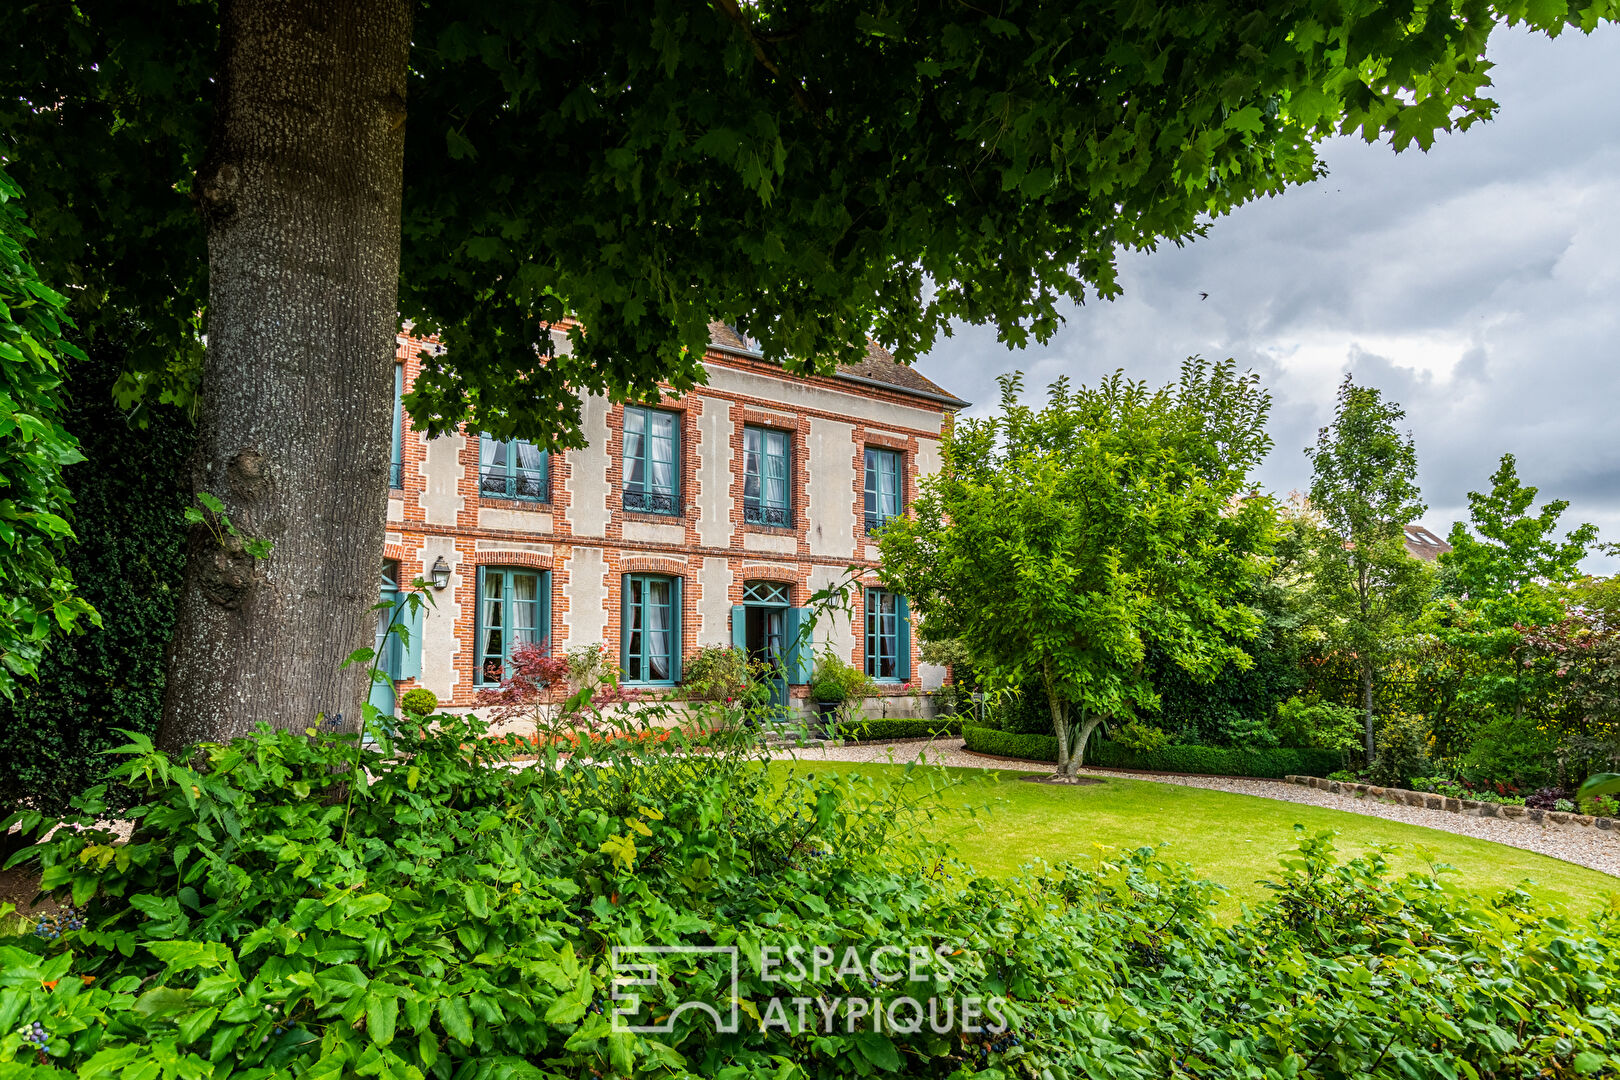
[381,324,966,720]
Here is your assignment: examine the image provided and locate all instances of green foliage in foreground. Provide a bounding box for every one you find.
[0,165,98,700]
[5,718,1620,1078]
[961,725,1344,779]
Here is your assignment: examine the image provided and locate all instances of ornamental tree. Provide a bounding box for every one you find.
[1431,453,1597,724]
[1302,376,1430,765]
[877,359,1276,777]
[4,0,1614,748]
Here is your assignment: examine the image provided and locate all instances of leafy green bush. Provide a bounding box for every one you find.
[1368,710,1433,789]
[398,687,438,717]
[1273,695,1363,754]
[1111,718,1171,753]
[833,717,963,741]
[981,682,1053,735]
[961,724,1060,761]
[1462,711,1559,789]
[961,727,1345,778]
[0,352,191,835]
[809,649,874,703]
[0,165,99,701]
[680,644,752,701]
[7,734,1620,1080]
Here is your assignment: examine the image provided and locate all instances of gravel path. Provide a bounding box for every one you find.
[776,737,1620,878]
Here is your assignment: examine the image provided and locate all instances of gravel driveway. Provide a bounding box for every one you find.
[777,737,1620,878]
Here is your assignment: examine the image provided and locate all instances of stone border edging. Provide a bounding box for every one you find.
[1285,775,1619,831]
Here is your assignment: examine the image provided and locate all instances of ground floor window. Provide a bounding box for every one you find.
[477,566,548,684]
[622,574,682,684]
[865,588,909,681]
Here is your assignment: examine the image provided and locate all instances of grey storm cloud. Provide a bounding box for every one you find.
[910,24,1620,570]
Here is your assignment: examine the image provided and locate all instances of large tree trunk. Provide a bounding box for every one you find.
[158,0,412,753]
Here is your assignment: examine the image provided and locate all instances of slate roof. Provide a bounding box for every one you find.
[1403,524,1452,562]
[708,322,968,408]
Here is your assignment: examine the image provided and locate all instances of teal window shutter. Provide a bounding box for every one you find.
[670,576,683,683]
[398,597,424,680]
[786,607,811,684]
[897,594,911,681]
[731,605,748,651]
[620,575,633,676]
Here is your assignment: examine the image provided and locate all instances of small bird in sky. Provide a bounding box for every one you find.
[1198,292,1209,301]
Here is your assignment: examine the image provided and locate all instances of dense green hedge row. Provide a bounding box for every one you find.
[960,726,1345,779]
[834,717,962,741]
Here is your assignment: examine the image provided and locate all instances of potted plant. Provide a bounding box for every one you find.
[808,651,876,736]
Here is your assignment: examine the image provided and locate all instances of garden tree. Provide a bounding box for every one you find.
[1302,375,1430,765]
[0,165,97,700]
[1432,453,1597,724]
[877,360,1276,778]
[5,1,1615,749]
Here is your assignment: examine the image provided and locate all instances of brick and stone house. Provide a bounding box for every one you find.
[375,322,967,722]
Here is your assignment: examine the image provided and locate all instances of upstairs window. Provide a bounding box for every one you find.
[476,567,549,684]
[863,447,902,534]
[390,365,404,489]
[743,426,791,527]
[480,436,549,501]
[622,574,682,684]
[623,406,680,515]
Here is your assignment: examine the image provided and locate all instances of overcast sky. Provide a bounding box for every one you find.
[913,24,1620,572]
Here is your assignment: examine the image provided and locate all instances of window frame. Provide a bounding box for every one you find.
[479,435,550,502]
[621,405,682,516]
[864,588,910,683]
[863,447,903,534]
[743,425,792,527]
[474,566,551,686]
[621,573,682,685]
[389,365,404,490]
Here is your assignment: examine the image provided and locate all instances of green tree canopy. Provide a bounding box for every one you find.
[1302,375,1430,763]
[8,0,1615,445]
[1432,452,1597,725]
[878,359,1276,776]
[5,0,1615,741]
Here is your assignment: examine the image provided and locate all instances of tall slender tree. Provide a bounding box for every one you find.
[1303,376,1429,764]
[4,0,1613,748]
[1433,453,1596,725]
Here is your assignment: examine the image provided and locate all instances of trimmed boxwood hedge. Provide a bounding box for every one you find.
[961,726,1344,779]
[834,717,963,741]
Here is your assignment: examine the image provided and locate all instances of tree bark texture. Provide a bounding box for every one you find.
[159,0,411,752]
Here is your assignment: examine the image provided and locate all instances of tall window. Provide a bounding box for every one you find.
[622,574,681,684]
[623,405,680,515]
[476,566,548,684]
[744,426,791,526]
[480,436,548,501]
[390,365,404,489]
[863,447,902,533]
[865,588,909,682]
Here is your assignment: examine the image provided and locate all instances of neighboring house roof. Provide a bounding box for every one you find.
[1403,524,1452,562]
[708,321,969,409]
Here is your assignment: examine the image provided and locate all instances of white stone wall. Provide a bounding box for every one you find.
[421,434,465,525]
[698,556,734,645]
[806,417,856,558]
[417,534,462,700]
[564,546,608,645]
[695,400,734,547]
[570,391,614,538]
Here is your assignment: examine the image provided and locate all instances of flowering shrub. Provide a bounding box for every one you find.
[474,641,639,740]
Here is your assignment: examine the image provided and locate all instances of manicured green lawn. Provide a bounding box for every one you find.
[773,761,1620,915]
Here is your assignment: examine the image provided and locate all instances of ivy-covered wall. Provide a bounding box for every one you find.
[0,356,192,827]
